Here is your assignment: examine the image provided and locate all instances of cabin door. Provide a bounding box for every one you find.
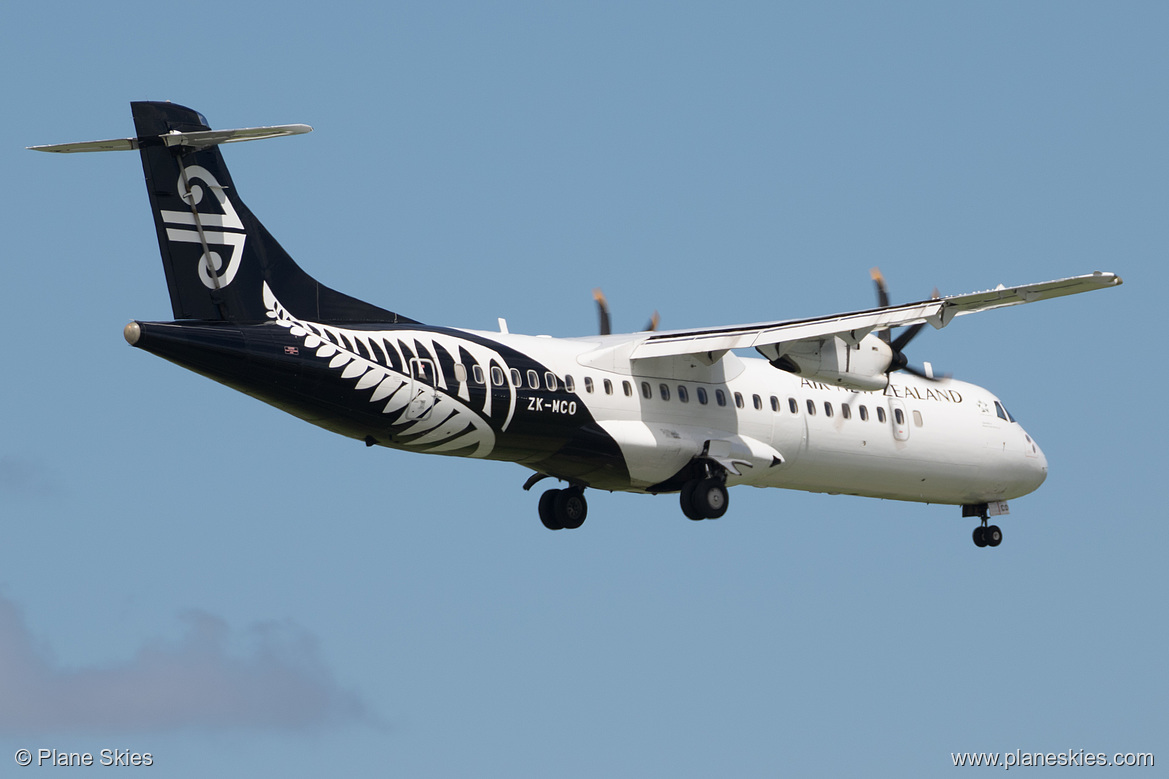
[888,398,910,442]
[405,357,438,421]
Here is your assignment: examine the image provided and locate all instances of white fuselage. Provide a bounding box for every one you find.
[465,328,1048,505]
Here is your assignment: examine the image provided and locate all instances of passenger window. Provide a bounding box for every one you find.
[770,396,780,412]
[894,408,905,425]
[491,366,505,386]
[623,381,633,397]
[472,365,485,385]
[859,405,868,421]
[842,403,851,420]
[603,378,613,395]
[454,363,468,383]
[789,398,798,414]
[510,368,522,387]
[659,383,670,401]
[716,389,727,407]
[697,387,708,405]
[734,392,744,409]
[584,376,594,393]
[527,369,539,389]
[641,381,652,400]
[806,399,816,415]
[877,407,887,423]
[545,372,558,391]
[912,410,923,427]
[753,394,763,410]
[824,402,834,418]
[678,385,689,403]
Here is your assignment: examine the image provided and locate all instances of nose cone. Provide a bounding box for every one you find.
[1021,431,1048,494]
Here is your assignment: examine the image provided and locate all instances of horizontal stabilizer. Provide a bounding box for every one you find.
[28,137,139,153]
[29,124,311,154]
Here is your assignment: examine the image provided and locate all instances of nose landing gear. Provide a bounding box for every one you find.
[965,503,1004,548]
[972,524,1002,548]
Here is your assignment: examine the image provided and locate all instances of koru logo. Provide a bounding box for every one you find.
[159,165,247,290]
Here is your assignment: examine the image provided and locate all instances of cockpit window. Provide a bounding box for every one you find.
[994,400,1016,423]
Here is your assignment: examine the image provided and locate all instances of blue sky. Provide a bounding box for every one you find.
[2,1,1164,775]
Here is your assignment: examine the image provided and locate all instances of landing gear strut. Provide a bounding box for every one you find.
[538,486,587,531]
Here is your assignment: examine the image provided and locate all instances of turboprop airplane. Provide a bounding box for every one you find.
[31,102,1122,547]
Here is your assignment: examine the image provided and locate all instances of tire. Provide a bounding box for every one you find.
[986,525,1002,547]
[680,480,704,521]
[692,478,728,519]
[556,488,588,530]
[539,489,563,530]
[972,526,987,548]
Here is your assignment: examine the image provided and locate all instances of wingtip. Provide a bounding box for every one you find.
[1091,271,1123,286]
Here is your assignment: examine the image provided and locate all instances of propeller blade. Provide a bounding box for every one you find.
[868,270,947,379]
[870,267,890,308]
[644,311,660,332]
[870,267,891,343]
[890,321,926,352]
[592,288,611,336]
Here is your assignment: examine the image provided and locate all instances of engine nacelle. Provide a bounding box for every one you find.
[758,333,892,391]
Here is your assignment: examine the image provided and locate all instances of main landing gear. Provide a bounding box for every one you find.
[964,503,1003,548]
[538,486,587,531]
[679,476,729,521]
[523,474,588,531]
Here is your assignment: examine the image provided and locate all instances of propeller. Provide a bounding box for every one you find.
[593,288,611,336]
[593,288,659,336]
[869,268,947,381]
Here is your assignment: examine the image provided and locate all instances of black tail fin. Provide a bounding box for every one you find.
[131,101,416,324]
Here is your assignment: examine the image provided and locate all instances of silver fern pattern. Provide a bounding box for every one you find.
[264,283,513,457]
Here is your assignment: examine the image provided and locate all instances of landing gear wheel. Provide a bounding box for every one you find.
[557,488,588,530]
[539,489,563,530]
[985,525,1002,547]
[972,526,988,548]
[691,478,728,519]
[679,481,704,521]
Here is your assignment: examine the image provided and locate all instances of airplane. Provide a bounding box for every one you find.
[30,102,1122,547]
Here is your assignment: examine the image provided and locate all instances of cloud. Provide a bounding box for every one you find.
[0,596,374,734]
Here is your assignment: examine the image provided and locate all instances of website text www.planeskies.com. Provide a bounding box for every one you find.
[952,749,1153,769]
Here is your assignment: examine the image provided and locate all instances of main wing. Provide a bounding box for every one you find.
[630,272,1122,366]
[627,270,1121,390]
